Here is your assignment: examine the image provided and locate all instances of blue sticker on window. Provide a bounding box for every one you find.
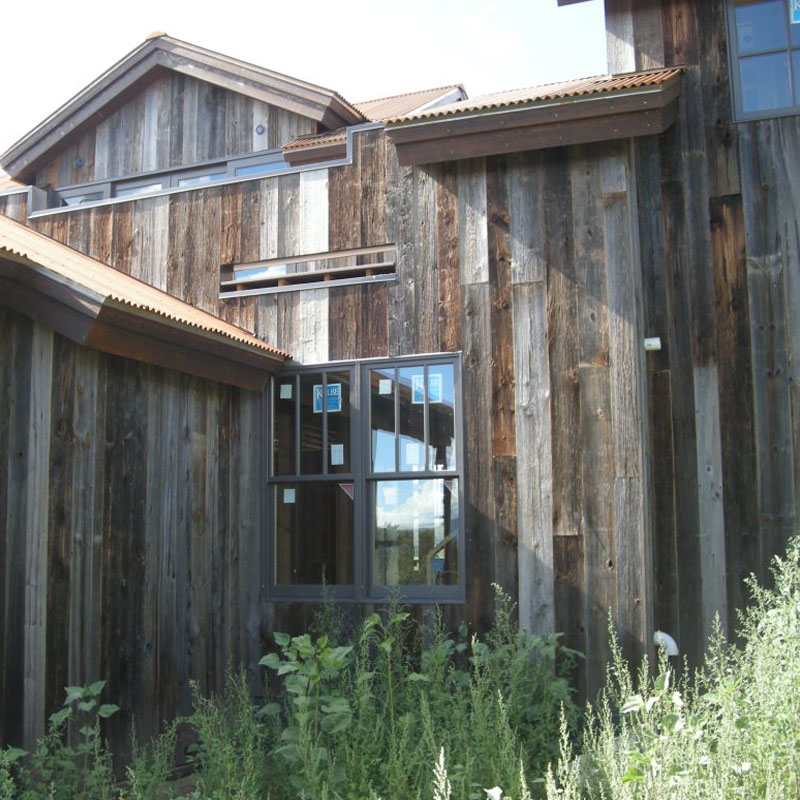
[313,383,342,413]
[792,0,800,24]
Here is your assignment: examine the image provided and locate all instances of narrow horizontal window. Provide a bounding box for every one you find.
[220,244,396,297]
[62,191,105,206]
[115,181,163,198]
[176,171,226,188]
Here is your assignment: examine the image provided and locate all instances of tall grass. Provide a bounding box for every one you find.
[542,536,800,799]
[5,537,797,799]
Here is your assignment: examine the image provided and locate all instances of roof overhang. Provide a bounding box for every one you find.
[282,132,348,166]
[1,35,366,183]
[386,71,682,166]
[0,217,288,389]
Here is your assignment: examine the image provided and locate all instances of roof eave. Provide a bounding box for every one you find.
[386,76,682,166]
[0,253,286,389]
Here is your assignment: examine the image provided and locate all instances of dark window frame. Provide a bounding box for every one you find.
[266,353,465,604]
[726,0,800,121]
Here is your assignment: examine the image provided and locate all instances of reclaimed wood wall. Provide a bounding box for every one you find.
[13,126,652,704]
[33,72,315,189]
[604,0,800,666]
[0,307,264,759]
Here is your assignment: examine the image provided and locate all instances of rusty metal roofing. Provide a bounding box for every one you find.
[356,85,466,122]
[0,214,289,359]
[0,170,23,192]
[282,129,348,152]
[386,68,683,124]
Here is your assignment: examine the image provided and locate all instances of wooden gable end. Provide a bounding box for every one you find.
[33,73,317,190]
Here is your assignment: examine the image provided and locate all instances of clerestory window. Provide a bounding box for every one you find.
[726,0,800,120]
[268,354,464,603]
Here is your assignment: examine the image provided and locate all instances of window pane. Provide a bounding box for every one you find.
[300,373,323,474]
[62,191,104,206]
[275,483,354,585]
[115,182,163,198]
[273,377,295,475]
[398,366,425,471]
[427,364,456,471]
[326,371,351,474]
[793,22,800,46]
[736,0,788,53]
[177,172,226,187]
[740,52,792,111]
[373,479,459,586]
[794,50,800,102]
[371,367,396,472]
[235,161,286,177]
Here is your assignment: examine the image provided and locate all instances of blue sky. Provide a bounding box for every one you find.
[0,0,606,154]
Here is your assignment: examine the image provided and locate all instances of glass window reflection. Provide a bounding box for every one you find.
[373,479,459,586]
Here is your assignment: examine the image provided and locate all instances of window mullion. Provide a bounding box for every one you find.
[322,370,328,476]
[294,374,300,476]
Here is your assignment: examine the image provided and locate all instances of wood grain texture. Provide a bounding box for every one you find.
[709,194,757,630]
[513,281,554,634]
[35,73,315,188]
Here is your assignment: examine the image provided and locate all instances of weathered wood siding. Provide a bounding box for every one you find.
[604,0,800,666]
[0,308,264,758]
[18,127,652,702]
[34,73,315,188]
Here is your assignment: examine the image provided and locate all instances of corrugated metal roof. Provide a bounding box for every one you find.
[0,170,23,192]
[0,214,289,359]
[356,85,465,121]
[282,129,347,152]
[386,68,682,124]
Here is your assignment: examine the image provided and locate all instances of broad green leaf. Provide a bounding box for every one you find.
[78,700,97,712]
[320,712,352,734]
[274,631,291,647]
[50,707,71,727]
[64,686,86,705]
[259,653,281,670]
[3,748,26,764]
[98,703,120,718]
[89,680,107,696]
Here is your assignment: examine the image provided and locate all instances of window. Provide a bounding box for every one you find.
[268,355,464,602]
[727,0,800,119]
[51,148,289,210]
[220,245,396,297]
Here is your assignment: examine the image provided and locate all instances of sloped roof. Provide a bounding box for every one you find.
[0,215,288,387]
[385,67,683,166]
[0,170,23,192]
[356,85,466,122]
[0,34,366,182]
[386,68,683,124]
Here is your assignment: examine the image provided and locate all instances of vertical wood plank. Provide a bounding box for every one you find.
[513,282,554,634]
[23,323,53,747]
[458,159,489,285]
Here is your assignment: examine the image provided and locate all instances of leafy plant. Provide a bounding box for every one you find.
[19,680,119,800]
